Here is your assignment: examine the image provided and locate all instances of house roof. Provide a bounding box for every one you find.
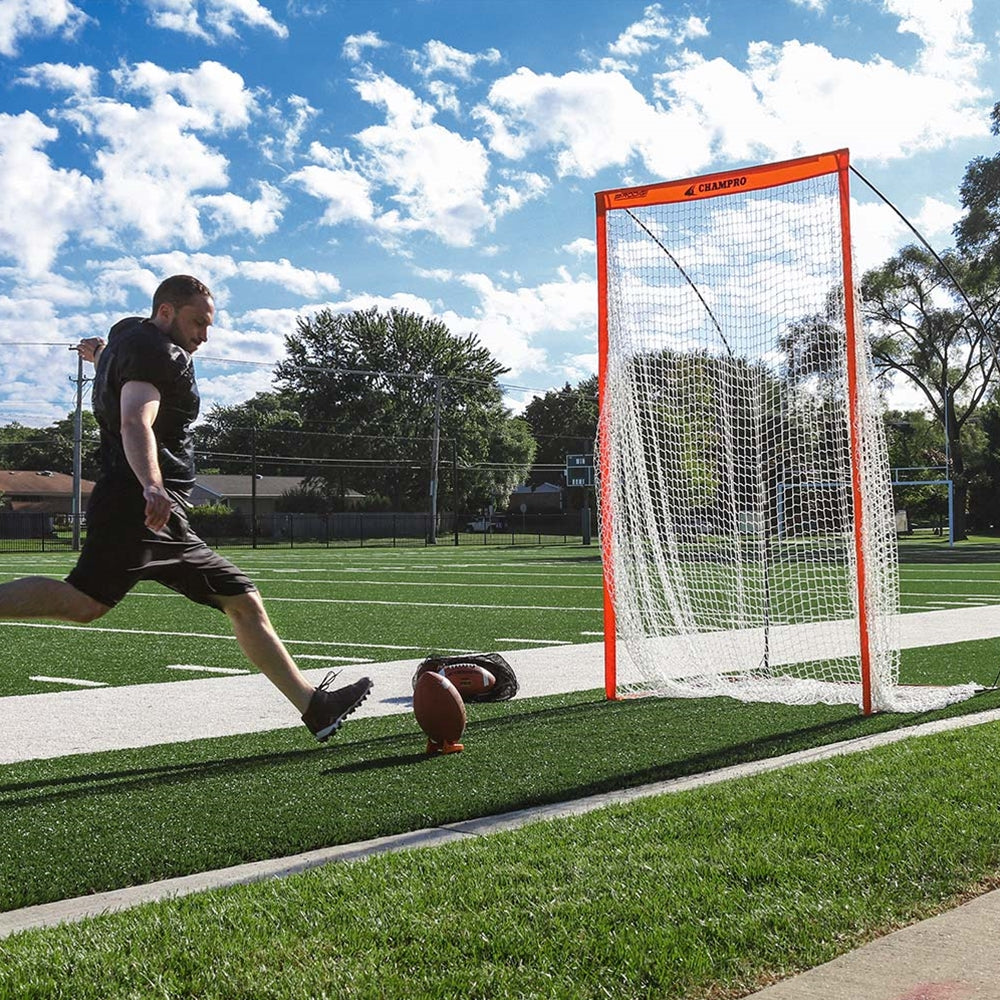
[192,474,367,501]
[193,474,306,499]
[0,470,95,496]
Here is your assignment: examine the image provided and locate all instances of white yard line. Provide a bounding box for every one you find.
[165,665,250,675]
[121,592,601,612]
[251,576,600,590]
[29,676,108,688]
[493,637,571,645]
[0,621,472,653]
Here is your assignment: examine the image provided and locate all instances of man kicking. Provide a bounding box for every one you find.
[0,274,371,741]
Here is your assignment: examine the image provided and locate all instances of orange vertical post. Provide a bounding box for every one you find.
[595,194,618,700]
[837,150,874,715]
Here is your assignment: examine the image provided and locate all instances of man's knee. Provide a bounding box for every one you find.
[217,589,266,624]
[67,591,111,623]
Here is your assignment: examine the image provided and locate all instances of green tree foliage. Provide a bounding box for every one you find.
[522,376,598,468]
[0,412,100,479]
[272,307,535,511]
[955,101,1000,271]
[861,245,998,539]
[193,391,304,475]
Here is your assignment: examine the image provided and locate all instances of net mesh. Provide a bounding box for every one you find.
[598,161,974,712]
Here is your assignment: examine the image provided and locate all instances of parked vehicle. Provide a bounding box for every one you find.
[465,516,507,533]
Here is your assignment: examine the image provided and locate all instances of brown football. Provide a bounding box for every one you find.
[413,670,466,745]
[442,663,496,698]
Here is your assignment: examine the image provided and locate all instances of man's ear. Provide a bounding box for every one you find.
[152,302,174,326]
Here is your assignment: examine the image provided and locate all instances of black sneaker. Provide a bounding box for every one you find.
[302,671,373,741]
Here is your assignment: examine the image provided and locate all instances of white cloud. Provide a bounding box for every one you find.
[196,367,278,411]
[413,40,501,80]
[563,238,596,258]
[351,74,494,246]
[199,181,287,237]
[16,61,97,96]
[445,267,597,376]
[239,259,340,297]
[0,0,88,57]
[114,60,256,131]
[492,171,549,218]
[886,0,983,81]
[140,252,242,304]
[287,145,376,226]
[142,0,287,41]
[261,94,317,163]
[343,31,385,63]
[426,80,461,116]
[482,69,672,177]
[602,4,709,71]
[0,112,95,276]
[790,0,826,11]
[483,4,988,188]
[57,61,258,250]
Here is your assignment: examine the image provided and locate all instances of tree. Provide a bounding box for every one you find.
[194,391,304,475]
[0,412,100,479]
[273,307,534,512]
[955,101,1000,272]
[522,376,598,471]
[861,245,998,539]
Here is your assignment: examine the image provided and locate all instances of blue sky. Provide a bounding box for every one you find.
[0,0,997,427]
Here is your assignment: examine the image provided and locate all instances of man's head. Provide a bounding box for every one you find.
[150,275,214,353]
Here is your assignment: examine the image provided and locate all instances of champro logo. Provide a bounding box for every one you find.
[684,175,749,196]
[612,188,649,201]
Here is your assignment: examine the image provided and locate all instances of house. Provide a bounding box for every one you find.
[508,482,563,514]
[0,469,95,513]
[190,474,365,516]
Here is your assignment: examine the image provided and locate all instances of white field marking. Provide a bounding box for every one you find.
[239,566,603,580]
[493,637,571,645]
[580,631,604,636]
[249,576,600,591]
[296,654,374,662]
[122,592,600,612]
[165,664,250,675]
[921,601,991,608]
[30,676,108,687]
[0,621,472,652]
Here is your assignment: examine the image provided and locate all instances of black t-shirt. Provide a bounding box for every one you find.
[91,317,200,495]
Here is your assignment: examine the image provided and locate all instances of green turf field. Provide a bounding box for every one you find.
[1,544,1000,696]
[3,543,1000,999]
[0,546,605,696]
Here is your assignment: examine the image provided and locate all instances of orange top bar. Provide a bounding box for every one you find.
[596,149,848,210]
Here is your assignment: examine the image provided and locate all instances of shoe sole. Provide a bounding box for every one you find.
[314,680,373,742]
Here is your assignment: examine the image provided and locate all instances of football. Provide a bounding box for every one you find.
[442,662,496,698]
[413,670,466,753]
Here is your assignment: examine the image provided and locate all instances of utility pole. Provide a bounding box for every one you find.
[250,426,258,550]
[69,349,91,552]
[428,376,443,544]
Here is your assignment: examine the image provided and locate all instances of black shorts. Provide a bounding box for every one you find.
[66,480,257,611]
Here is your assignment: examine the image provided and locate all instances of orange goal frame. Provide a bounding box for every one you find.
[594,149,875,713]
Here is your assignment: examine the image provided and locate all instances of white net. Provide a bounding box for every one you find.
[598,157,974,712]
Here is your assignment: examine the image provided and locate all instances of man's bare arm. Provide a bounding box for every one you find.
[120,381,172,531]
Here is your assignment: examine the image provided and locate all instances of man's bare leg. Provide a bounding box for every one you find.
[216,590,315,712]
[0,576,109,623]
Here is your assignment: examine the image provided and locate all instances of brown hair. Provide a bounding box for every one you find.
[151,275,213,317]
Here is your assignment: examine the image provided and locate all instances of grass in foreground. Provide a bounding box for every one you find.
[2,721,1000,1000]
[2,637,1000,914]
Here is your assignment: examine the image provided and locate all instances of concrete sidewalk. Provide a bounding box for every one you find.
[746,889,1000,999]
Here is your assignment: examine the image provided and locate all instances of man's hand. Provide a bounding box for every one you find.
[74,337,106,365]
[142,484,173,531]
